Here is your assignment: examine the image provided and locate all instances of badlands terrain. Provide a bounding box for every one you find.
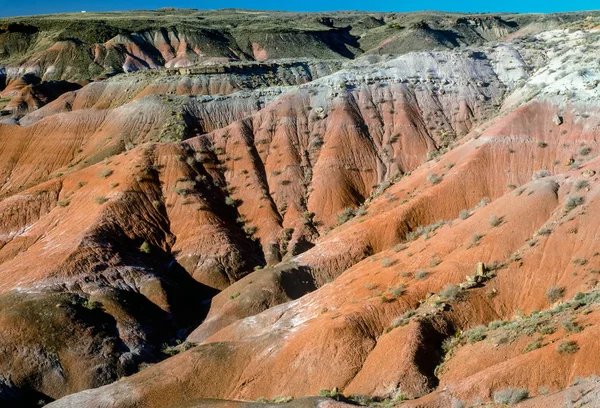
[3,7,600,407]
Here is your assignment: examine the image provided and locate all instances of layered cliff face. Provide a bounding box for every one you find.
[2,9,600,408]
[0,10,580,98]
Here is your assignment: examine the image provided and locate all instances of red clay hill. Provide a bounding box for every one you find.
[2,8,600,408]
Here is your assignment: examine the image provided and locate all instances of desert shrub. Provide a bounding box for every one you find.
[537,141,548,148]
[476,197,490,208]
[537,227,552,235]
[546,285,565,303]
[319,388,339,398]
[537,324,556,335]
[355,207,367,217]
[459,209,470,220]
[557,340,579,354]
[364,282,378,290]
[381,257,396,267]
[532,169,551,180]
[225,196,236,206]
[466,325,487,343]
[575,179,589,190]
[98,168,113,178]
[403,310,416,319]
[450,398,464,408]
[415,270,428,280]
[161,344,180,356]
[493,388,529,405]
[405,220,446,242]
[579,146,592,156]
[427,173,442,185]
[489,215,503,227]
[561,318,582,333]
[94,196,108,204]
[139,241,151,253]
[565,195,584,211]
[439,284,460,300]
[394,244,407,252]
[389,284,406,297]
[336,207,355,225]
[522,338,543,354]
[469,233,484,247]
[301,211,315,225]
[57,199,70,207]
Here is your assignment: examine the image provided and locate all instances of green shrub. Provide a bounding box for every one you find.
[522,338,543,354]
[466,325,487,343]
[139,241,151,254]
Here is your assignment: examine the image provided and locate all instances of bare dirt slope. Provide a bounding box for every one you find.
[2,9,600,408]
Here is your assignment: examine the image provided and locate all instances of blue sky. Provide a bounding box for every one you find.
[0,0,598,18]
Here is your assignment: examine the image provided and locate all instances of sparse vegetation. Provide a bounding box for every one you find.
[427,173,442,185]
[415,270,428,280]
[565,195,584,211]
[98,169,114,178]
[381,257,395,267]
[579,146,592,156]
[139,241,151,254]
[575,179,589,190]
[388,284,406,297]
[469,233,484,248]
[393,244,407,252]
[466,325,487,344]
[493,388,529,405]
[522,338,543,354]
[439,284,460,300]
[532,169,551,180]
[557,340,579,354]
[405,220,446,242]
[489,215,503,227]
[336,207,356,225]
[546,285,566,303]
[94,196,108,204]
